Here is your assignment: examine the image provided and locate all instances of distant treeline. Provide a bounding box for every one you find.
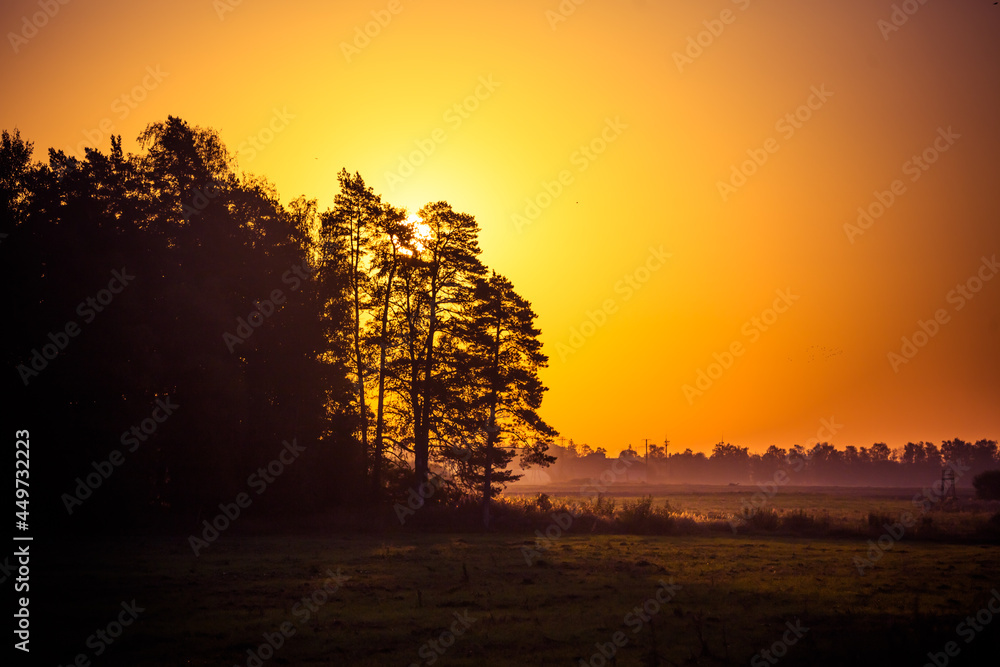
[2,118,554,531]
[544,439,1000,487]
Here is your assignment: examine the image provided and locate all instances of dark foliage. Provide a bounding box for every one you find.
[3,120,556,533]
[973,469,1000,500]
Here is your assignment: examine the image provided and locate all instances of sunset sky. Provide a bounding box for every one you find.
[3,0,998,456]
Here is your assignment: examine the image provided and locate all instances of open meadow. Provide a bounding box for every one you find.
[40,487,1000,667]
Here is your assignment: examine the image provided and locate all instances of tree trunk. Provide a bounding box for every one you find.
[482,403,497,529]
[481,305,502,529]
[352,241,368,482]
[372,249,397,497]
[414,272,438,486]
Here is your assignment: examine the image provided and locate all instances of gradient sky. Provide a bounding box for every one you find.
[3,0,998,455]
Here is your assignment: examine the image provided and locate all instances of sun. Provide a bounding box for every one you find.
[397,213,432,256]
[405,213,432,241]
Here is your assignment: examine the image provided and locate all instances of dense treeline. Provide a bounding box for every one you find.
[545,438,1000,487]
[2,118,554,532]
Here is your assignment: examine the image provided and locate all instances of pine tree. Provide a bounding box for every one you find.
[451,272,557,528]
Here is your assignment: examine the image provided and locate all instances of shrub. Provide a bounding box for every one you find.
[591,493,617,517]
[973,470,1000,500]
[780,509,828,534]
[617,496,674,534]
[916,515,935,536]
[535,493,552,512]
[868,512,893,531]
[975,511,1000,540]
[746,507,779,531]
[619,496,655,525]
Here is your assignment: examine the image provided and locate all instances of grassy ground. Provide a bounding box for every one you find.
[41,530,1000,666]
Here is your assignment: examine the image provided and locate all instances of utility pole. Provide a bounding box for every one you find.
[644,438,651,482]
[663,436,670,483]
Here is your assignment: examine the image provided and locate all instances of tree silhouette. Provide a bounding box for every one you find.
[4,118,360,528]
[324,169,382,482]
[405,202,486,486]
[367,203,410,497]
[10,119,564,530]
[451,272,556,527]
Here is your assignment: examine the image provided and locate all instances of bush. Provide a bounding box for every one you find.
[780,509,829,534]
[617,496,674,534]
[974,511,1000,540]
[591,493,617,517]
[868,512,893,531]
[746,507,779,531]
[619,496,655,525]
[535,493,552,512]
[973,470,1000,500]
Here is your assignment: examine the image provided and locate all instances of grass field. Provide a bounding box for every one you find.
[41,489,1000,666]
[506,484,1000,537]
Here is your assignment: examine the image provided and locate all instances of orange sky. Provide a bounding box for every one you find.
[3,0,998,456]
